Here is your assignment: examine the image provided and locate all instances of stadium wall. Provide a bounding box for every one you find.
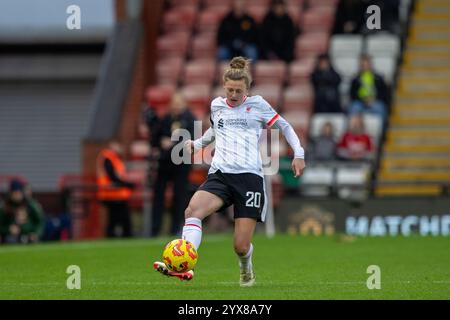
[277,197,450,237]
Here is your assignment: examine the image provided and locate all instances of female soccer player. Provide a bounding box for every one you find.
[154,57,305,286]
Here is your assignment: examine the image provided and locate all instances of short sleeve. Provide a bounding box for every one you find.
[258,96,279,127]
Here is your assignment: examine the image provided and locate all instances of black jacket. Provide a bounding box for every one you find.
[217,13,259,48]
[311,67,342,113]
[149,109,196,163]
[350,71,389,104]
[260,11,296,62]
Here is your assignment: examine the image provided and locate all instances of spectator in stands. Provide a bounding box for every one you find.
[97,141,135,238]
[337,113,374,161]
[350,54,388,105]
[333,0,366,34]
[260,0,296,63]
[0,179,44,244]
[217,0,260,61]
[349,55,388,124]
[148,92,196,237]
[309,122,337,162]
[311,54,342,113]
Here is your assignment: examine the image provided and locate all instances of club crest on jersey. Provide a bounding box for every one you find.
[218,118,224,129]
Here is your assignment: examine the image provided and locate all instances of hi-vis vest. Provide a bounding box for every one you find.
[96,149,132,201]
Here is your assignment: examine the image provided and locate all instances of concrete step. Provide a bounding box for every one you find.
[388,128,450,137]
[383,151,450,158]
[375,184,442,196]
[411,31,450,40]
[399,70,450,80]
[381,158,450,170]
[384,144,450,153]
[394,103,450,111]
[407,38,450,47]
[398,81,450,93]
[386,136,450,145]
[404,58,450,68]
[414,12,450,20]
[395,98,450,107]
[378,171,450,182]
[396,91,450,99]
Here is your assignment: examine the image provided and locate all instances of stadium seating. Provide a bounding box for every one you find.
[362,114,383,146]
[288,57,316,85]
[203,0,232,8]
[247,3,268,23]
[253,61,288,86]
[286,4,303,25]
[330,34,364,58]
[191,33,217,59]
[309,113,347,140]
[331,56,359,79]
[130,140,150,161]
[366,34,401,58]
[282,85,313,113]
[181,84,212,117]
[299,165,334,196]
[300,6,335,33]
[335,162,372,200]
[162,6,197,33]
[145,85,175,110]
[372,56,397,84]
[156,31,191,59]
[155,57,184,86]
[295,32,329,59]
[281,110,310,143]
[251,84,283,111]
[196,7,229,33]
[183,59,217,85]
[168,0,201,8]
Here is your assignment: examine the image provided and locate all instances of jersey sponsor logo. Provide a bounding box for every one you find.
[218,118,224,129]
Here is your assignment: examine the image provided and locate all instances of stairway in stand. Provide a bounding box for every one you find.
[376,0,450,196]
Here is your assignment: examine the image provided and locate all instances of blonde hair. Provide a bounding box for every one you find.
[223,56,253,89]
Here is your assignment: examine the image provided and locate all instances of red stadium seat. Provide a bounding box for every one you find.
[283,85,314,113]
[197,6,230,33]
[254,61,288,86]
[182,84,212,116]
[145,85,175,111]
[204,0,232,8]
[281,110,310,143]
[216,60,232,83]
[191,33,217,60]
[183,59,217,85]
[306,0,338,8]
[300,7,335,33]
[251,84,283,111]
[130,140,150,160]
[163,7,197,33]
[168,0,201,8]
[212,85,225,100]
[247,0,270,6]
[288,57,316,85]
[157,31,190,59]
[247,4,268,23]
[287,4,303,25]
[156,57,184,86]
[295,32,329,59]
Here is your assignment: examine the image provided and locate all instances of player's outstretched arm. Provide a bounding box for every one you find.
[185,127,215,154]
[272,117,306,178]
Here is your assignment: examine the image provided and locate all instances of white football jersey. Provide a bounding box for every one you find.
[208,95,279,177]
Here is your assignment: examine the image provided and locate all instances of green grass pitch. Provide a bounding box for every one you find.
[0,234,449,299]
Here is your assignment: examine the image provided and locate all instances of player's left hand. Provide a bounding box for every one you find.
[292,158,305,178]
